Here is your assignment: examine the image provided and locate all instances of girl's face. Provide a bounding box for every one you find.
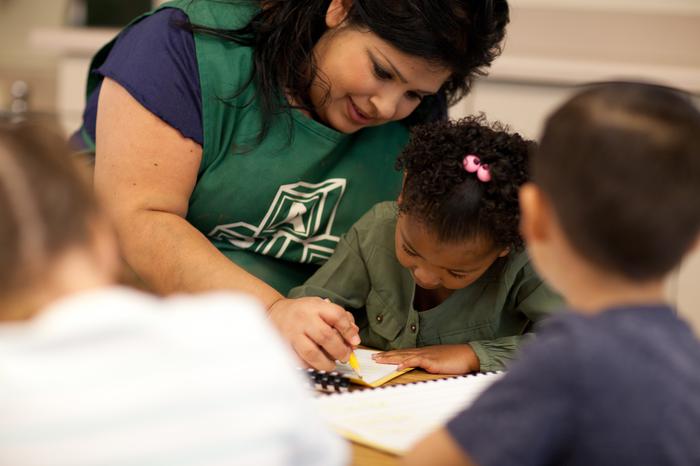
[310,1,451,134]
[395,213,510,291]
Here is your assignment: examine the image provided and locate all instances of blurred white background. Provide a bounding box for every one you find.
[0,0,698,331]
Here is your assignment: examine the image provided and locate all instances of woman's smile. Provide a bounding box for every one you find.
[347,97,373,125]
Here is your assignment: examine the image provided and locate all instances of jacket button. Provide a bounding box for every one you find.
[410,323,417,333]
[376,314,383,323]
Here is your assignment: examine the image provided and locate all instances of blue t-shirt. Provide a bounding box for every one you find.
[447,304,700,466]
[71,8,203,149]
[71,7,446,151]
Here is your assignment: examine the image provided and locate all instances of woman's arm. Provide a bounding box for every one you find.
[94,78,357,369]
[95,77,279,302]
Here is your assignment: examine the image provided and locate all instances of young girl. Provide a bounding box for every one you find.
[404,82,700,466]
[0,122,345,465]
[289,116,562,374]
[78,0,511,372]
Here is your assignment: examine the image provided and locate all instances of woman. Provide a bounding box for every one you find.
[75,0,510,369]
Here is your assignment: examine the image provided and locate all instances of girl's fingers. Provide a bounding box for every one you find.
[373,349,420,361]
[373,351,417,365]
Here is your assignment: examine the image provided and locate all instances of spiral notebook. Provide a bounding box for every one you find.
[334,348,414,387]
[302,368,351,393]
[315,371,504,455]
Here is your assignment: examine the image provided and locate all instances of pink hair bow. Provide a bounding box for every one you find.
[463,154,491,182]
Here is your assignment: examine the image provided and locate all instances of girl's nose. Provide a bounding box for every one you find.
[413,266,441,288]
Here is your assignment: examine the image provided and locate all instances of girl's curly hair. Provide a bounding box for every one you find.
[396,115,533,251]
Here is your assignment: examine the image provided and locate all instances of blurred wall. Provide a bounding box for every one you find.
[452,1,700,138]
[0,0,164,114]
[0,0,69,113]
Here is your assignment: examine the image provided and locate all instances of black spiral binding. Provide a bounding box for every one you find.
[320,370,504,397]
[302,368,351,393]
[375,370,503,389]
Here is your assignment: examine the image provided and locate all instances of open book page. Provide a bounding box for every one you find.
[334,348,414,387]
[316,371,504,455]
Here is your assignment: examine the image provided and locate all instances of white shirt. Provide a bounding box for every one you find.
[0,287,347,466]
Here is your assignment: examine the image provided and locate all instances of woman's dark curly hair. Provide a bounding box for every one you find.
[186,0,509,141]
[396,115,533,251]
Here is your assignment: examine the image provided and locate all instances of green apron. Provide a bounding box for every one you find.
[84,0,409,294]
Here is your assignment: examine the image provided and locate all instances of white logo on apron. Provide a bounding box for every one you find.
[208,179,346,264]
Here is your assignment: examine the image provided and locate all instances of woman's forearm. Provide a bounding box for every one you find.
[117,208,283,307]
[93,79,282,306]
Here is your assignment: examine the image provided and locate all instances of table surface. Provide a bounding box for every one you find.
[344,369,454,466]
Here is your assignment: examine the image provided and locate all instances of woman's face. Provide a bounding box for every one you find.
[309,1,451,134]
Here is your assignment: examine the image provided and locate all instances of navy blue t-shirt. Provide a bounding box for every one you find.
[447,305,700,466]
[70,7,447,151]
[71,8,202,149]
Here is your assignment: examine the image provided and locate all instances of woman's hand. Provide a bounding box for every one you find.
[372,344,480,374]
[268,297,360,371]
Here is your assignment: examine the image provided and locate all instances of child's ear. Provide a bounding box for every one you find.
[326,0,351,29]
[519,182,552,244]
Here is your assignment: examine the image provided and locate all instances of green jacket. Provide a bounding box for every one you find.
[290,202,564,371]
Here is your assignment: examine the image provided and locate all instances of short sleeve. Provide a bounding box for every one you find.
[81,8,203,146]
[446,322,577,466]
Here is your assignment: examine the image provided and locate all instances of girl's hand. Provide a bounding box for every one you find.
[267,297,360,371]
[372,344,480,375]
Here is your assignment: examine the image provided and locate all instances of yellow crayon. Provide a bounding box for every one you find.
[348,351,362,379]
